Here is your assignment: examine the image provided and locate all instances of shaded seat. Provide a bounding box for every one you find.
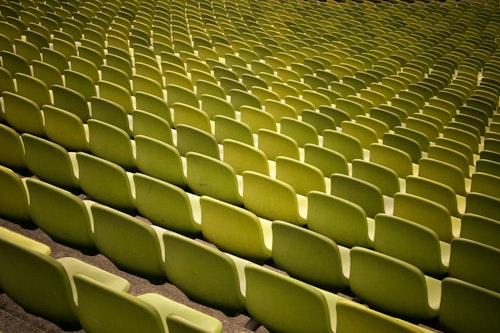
[418,158,469,196]
[222,139,270,176]
[2,91,45,137]
[200,195,272,263]
[448,238,500,293]
[242,171,307,226]
[439,277,500,333]
[74,274,223,333]
[0,165,31,224]
[90,97,133,136]
[335,300,429,333]
[26,178,95,251]
[134,173,201,236]
[307,191,374,249]
[470,172,500,200]
[0,123,26,171]
[14,72,51,108]
[245,263,342,333]
[186,152,243,206]
[175,124,220,159]
[257,128,300,161]
[172,103,212,133]
[42,105,90,152]
[272,220,349,291]
[88,119,136,171]
[275,156,327,195]
[21,134,80,190]
[0,231,130,328]
[374,214,450,278]
[322,130,364,162]
[132,109,174,145]
[352,159,400,197]
[51,84,91,121]
[162,231,248,315]
[331,174,385,218]
[91,204,166,283]
[134,136,187,188]
[349,247,441,321]
[76,152,136,213]
[460,213,500,249]
[213,115,254,146]
[303,144,349,178]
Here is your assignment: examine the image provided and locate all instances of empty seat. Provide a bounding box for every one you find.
[0,123,26,171]
[26,178,95,251]
[419,158,469,196]
[257,129,300,161]
[175,124,220,159]
[200,195,272,263]
[186,152,243,206]
[0,230,130,328]
[439,277,500,333]
[76,152,136,213]
[242,171,307,226]
[91,203,166,283]
[352,159,400,197]
[2,91,45,137]
[307,191,374,249]
[272,220,349,291]
[349,247,441,321]
[470,172,500,200]
[222,139,270,176]
[275,156,327,195]
[0,165,31,224]
[374,214,450,277]
[42,105,90,152]
[245,263,341,333]
[460,213,500,249]
[162,231,248,315]
[134,173,201,236]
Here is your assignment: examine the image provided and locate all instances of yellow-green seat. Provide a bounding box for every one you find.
[0,165,31,223]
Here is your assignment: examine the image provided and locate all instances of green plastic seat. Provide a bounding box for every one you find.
[76,152,136,213]
[470,172,500,200]
[304,144,349,178]
[352,159,400,197]
[162,231,248,315]
[186,152,243,206]
[91,204,166,283]
[14,73,51,108]
[134,173,201,236]
[448,238,500,293]
[335,300,428,333]
[26,178,95,251]
[173,103,212,133]
[257,129,300,161]
[0,165,31,223]
[222,139,269,176]
[307,192,375,248]
[74,274,223,333]
[0,232,130,328]
[175,124,220,159]
[439,277,500,333]
[42,105,90,152]
[323,130,364,162]
[245,263,341,333]
[200,195,272,263]
[90,97,133,136]
[418,158,468,196]
[242,171,307,226]
[276,156,326,195]
[272,220,349,291]
[349,247,441,321]
[132,110,174,145]
[134,135,187,188]
[2,91,45,137]
[374,214,450,277]
[0,123,26,171]
[460,213,500,249]
[213,115,254,146]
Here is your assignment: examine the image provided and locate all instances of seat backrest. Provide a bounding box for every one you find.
[2,91,45,136]
[448,238,500,293]
[0,123,26,171]
[162,231,246,315]
[97,80,134,113]
[470,172,500,200]
[257,128,300,161]
[242,171,306,226]
[135,91,173,125]
[42,105,90,152]
[0,234,79,326]
[132,110,174,145]
[167,84,199,108]
[134,135,187,188]
[89,96,131,135]
[418,158,467,196]
[186,152,242,206]
[352,159,400,197]
[0,165,31,223]
[374,214,448,277]
[213,116,254,146]
[331,174,384,218]
[393,193,454,242]
[280,117,318,147]
[175,124,220,159]
[239,105,276,133]
[91,204,166,282]
[349,247,439,321]
[76,152,135,213]
[427,145,470,178]
[245,263,338,333]
[134,173,200,236]
[307,191,373,248]
[272,220,348,291]
[88,119,136,171]
[14,73,51,108]
[304,144,349,177]
[200,195,271,263]
[21,133,80,190]
[26,178,95,251]
[460,213,500,249]
[465,192,500,221]
[382,132,421,163]
[439,277,500,333]
[222,139,269,176]
[341,121,379,149]
[173,103,212,133]
[323,129,363,162]
[276,156,326,195]
[335,300,426,333]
